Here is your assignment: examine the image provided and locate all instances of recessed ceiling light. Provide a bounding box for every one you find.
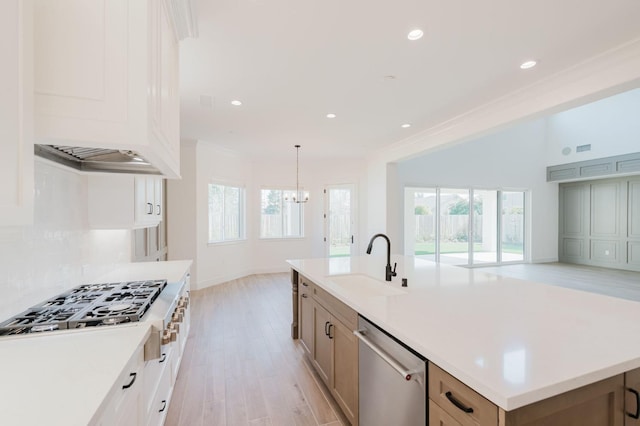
[401,123,411,128]
[231,100,242,106]
[326,113,337,119]
[407,29,424,41]
[520,60,537,70]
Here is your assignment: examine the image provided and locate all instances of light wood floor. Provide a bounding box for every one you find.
[165,273,347,426]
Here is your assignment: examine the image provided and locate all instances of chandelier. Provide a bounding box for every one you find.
[287,145,309,203]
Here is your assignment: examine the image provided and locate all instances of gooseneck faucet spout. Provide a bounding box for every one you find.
[366,233,397,281]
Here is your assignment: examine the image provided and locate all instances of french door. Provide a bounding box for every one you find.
[324,184,357,257]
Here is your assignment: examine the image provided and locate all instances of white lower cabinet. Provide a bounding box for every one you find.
[93,345,145,426]
[144,345,173,426]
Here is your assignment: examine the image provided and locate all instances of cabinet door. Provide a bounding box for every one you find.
[154,178,163,219]
[1,0,33,226]
[332,318,358,425]
[312,301,332,385]
[149,0,180,160]
[299,291,314,355]
[626,368,640,426]
[134,176,159,227]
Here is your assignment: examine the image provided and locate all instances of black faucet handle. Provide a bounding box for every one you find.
[392,262,397,276]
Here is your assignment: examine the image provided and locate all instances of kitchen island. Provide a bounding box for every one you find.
[0,260,192,426]
[288,255,640,424]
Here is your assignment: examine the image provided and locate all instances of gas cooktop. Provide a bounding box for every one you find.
[0,279,167,336]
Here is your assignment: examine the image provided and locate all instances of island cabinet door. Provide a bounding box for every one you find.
[500,374,624,426]
[331,318,358,425]
[299,288,314,356]
[312,301,332,385]
[626,368,640,426]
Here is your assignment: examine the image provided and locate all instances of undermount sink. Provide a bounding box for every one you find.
[328,274,407,297]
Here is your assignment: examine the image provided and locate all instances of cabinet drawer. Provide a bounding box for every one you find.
[429,363,498,426]
[430,399,463,426]
[313,284,357,329]
[299,276,315,294]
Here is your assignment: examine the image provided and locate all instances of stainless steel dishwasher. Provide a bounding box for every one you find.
[354,316,427,426]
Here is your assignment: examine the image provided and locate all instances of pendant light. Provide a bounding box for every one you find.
[287,145,309,203]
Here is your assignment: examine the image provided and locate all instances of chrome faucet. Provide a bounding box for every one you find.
[366,233,397,281]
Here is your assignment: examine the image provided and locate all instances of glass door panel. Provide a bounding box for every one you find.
[326,185,356,257]
[472,190,498,264]
[439,189,470,264]
[502,192,525,262]
[408,188,437,261]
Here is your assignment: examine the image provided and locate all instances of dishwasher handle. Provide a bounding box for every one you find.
[354,329,423,383]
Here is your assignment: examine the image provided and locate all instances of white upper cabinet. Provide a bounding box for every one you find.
[88,174,163,229]
[0,0,34,226]
[33,0,181,178]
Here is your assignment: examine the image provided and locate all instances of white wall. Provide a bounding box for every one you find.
[166,140,198,283]
[396,119,559,263]
[249,158,366,273]
[167,141,367,290]
[546,89,640,166]
[0,160,131,321]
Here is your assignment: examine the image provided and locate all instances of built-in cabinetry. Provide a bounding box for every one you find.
[94,345,146,426]
[1,0,34,226]
[88,174,164,230]
[95,271,191,426]
[429,362,640,426]
[298,275,358,425]
[559,176,640,272]
[33,0,181,178]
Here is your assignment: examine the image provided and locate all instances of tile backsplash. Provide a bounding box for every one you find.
[0,160,131,321]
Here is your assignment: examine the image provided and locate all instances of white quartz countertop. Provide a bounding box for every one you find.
[0,260,192,426]
[287,256,640,410]
[0,324,151,425]
[90,259,192,284]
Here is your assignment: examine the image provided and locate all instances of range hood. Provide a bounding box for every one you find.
[34,145,162,175]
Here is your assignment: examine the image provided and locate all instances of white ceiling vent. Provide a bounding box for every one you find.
[576,144,592,153]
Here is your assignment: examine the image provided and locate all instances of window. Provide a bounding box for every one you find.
[405,187,526,265]
[208,183,245,243]
[260,189,304,238]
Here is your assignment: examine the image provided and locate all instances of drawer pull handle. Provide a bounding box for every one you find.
[159,353,167,363]
[627,388,640,419]
[325,321,330,336]
[328,323,334,339]
[147,203,153,215]
[445,391,474,413]
[301,293,308,298]
[122,372,137,389]
[159,400,167,412]
[302,282,308,287]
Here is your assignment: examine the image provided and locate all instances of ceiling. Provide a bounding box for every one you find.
[179,0,640,161]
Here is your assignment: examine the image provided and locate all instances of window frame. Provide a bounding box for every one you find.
[207,182,247,244]
[259,187,305,240]
[405,186,527,266]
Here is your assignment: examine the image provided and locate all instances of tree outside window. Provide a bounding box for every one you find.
[260,189,303,238]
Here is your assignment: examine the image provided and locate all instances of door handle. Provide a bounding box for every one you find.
[351,235,354,244]
[325,321,330,336]
[328,323,334,339]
